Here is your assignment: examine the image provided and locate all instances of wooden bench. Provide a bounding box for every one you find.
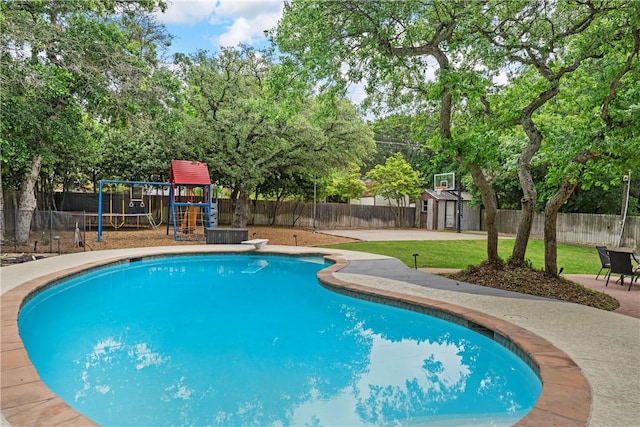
[241,238,269,249]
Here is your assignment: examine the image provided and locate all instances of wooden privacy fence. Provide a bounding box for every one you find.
[31,192,417,229]
[6,191,639,245]
[218,199,416,229]
[493,210,640,248]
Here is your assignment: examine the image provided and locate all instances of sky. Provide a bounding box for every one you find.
[154,0,369,106]
[155,0,285,55]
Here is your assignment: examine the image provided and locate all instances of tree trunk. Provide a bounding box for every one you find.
[511,187,535,266]
[231,190,250,228]
[510,115,544,266]
[544,178,579,276]
[269,194,284,226]
[16,155,43,244]
[44,176,57,210]
[92,171,98,193]
[0,171,4,243]
[60,184,67,211]
[544,150,599,275]
[543,210,558,275]
[392,202,401,227]
[10,190,18,212]
[468,163,500,264]
[291,200,303,226]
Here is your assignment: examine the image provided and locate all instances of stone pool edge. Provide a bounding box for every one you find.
[1,249,591,426]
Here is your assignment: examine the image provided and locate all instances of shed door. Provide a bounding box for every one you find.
[426,199,434,230]
[445,201,455,228]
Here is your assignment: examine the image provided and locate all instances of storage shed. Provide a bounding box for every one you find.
[420,189,475,231]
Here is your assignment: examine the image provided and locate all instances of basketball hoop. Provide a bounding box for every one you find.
[434,172,454,196]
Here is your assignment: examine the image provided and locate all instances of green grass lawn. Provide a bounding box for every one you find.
[323,239,601,274]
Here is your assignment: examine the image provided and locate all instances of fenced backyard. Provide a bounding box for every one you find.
[493,210,639,249]
[1,192,638,255]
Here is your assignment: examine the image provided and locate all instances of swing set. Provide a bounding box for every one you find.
[97,180,170,241]
[97,161,217,243]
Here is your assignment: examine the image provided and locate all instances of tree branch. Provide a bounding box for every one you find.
[601,28,640,129]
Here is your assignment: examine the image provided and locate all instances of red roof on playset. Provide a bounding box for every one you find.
[169,160,211,185]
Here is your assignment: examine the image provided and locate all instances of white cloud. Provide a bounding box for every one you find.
[493,70,509,86]
[157,0,218,25]
[158,0,284,48]
[290,333,471,425]
[213,9,282,47]
[211,0,283,19]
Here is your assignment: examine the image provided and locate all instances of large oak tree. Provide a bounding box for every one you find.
[176,46,375,227]
[274,0,505,263]
[1,0,168,243]
[274,0,639,276]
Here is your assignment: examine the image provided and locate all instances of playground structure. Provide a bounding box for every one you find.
[97,180,170,242]
[169,160,217,241]
[97,160,218,242]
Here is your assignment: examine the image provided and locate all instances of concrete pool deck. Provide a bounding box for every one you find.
[1,243,639,426]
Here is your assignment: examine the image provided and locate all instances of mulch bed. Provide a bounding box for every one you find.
[449,262,620,311]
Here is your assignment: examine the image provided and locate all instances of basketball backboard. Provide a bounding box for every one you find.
[433,172,455,192]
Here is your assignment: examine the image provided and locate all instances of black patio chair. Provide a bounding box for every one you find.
[595,246,611,280]
[606,250,640,291]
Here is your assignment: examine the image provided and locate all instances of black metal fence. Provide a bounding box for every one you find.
[1,210,89,254]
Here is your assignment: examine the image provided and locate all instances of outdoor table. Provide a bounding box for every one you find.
[608,246,639,264]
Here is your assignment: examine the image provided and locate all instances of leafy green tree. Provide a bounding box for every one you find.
[178,47,310,227]
[561,178,639,216]
[474,1,639,273]
[95,67,186,184]
[536,24,640,273]
[274,0,638,276]
[369,115,423,172]
[327,164,367,203]
[1,0,167,243]
[475,0,636,271]
[255,169,319,226]
[178,47,375,227]
[257,169,313,201]
[274,0,504,263]
[366,153,422,224]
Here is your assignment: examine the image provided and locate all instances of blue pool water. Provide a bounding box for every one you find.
[19,254,541,426]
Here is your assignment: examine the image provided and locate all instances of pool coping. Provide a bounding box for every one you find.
[0,247,592,425]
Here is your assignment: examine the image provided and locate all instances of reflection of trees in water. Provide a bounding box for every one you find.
[345,300,533,424]
[68,273,376,425]
[471,368,524,415]
[187,296,375,426]
[350,332,473,424]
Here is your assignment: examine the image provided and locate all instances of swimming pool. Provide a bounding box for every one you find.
[19,254,541,426]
